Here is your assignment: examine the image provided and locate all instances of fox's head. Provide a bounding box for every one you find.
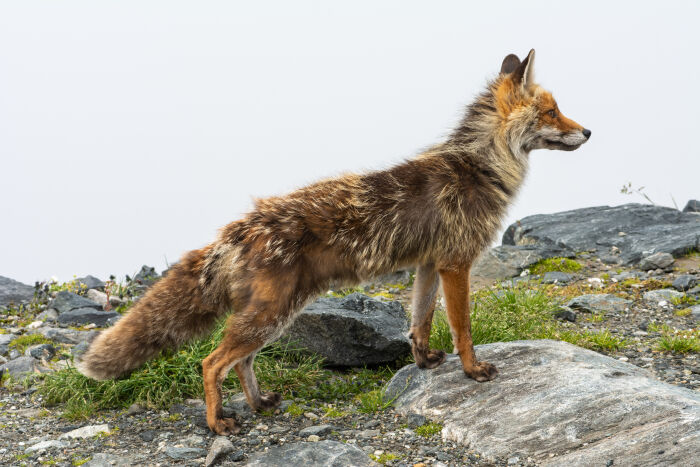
[495,49,590,152]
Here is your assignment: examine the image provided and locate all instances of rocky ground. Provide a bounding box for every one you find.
[0,202,699,466]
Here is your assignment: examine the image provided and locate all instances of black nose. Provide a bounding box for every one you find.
[582,128,591,138]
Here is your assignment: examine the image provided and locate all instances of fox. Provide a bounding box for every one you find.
[78,49,590,435]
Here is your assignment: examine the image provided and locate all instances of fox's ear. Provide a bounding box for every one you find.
[500,54,521,74]
[512,49,535,90]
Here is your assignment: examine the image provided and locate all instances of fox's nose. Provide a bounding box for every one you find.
[582,128,592,139]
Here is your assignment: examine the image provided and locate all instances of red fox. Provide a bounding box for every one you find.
[78,49,590,435]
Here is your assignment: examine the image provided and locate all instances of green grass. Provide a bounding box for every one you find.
[657,330,699,353]
[415,421,443,438]
[327,287,365,298]
[8,334,51,353]
[356,385,403,414]
[323,406,349,418]
[369,453,402,464]
[530,257,582,275]
[675,308,693,317]
[671,295,698,306]
[285,403,304,417]
[428,286,628,353]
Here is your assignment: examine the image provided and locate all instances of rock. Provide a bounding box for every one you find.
[553,307,577,322]
[0,356,46,377]
[225,393,255,419]
[683,199,700,213]
[37,327,98,345]
[385,340,700,466]
[25,343,56,361]
[139,430,156,442]
[71,341,90,358]
[282,293,410,366]
[566,294,632,313]
[0,333,17,356]
[87,289,124,308]
[49,291,102,314]
[542,271,574,284]
[126,403,145,415]
[165,446,206,460]
[502,203,700,264]
[472,245,574,280]
[643,289,685,303]
[205,436,234,467]
[245,440,377,466]
[133,265,159,286]
[60,424,110,439]
[84,453,133,467]
[76,275,105,291]
[299,424,333,437]
[688,305,700,322]
[0,276,35,307]
[36,308,58,323]
[57,308,119,326]
[672,275,697,292]
[407,413,427,428]
[638,252,675,271]
[307,434,321,442]
[25,439,67,453]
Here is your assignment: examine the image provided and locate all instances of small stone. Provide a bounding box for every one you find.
[126,403,145,415]
[643,289,684,303]
[25,440,67,453]
[672,275,697,292]
[553,307,577,323]
[26,320,43,329]
[229,450,245,462]
[139,430,156,442]
[60,424,110,439]
[304,412,319,420]
[299,424,333,437]
[407,413,427,428]
[165,446,206,460]
[25,343,56,361]
[637,252,674,271]
[307,434,321,442]
[205,436,234,467]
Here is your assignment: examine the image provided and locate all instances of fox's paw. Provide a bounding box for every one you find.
[257,391,282,411]
[209,416,241,436]
[464,361,498,382]
[415,349,447,369]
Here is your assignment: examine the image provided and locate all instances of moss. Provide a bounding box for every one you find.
[369,453,402,464]
[415,422,443,438]
[530,257,582,275]
[8,334,51,353]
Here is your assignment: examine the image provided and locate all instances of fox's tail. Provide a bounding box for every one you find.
[77,247,226,380]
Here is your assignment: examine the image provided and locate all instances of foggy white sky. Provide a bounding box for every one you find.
[1,1,699,284]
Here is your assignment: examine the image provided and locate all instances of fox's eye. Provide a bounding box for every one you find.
[547,109,557,118]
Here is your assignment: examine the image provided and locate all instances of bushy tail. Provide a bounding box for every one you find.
[77,247,226,380]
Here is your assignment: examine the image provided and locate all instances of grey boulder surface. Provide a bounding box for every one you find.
[48,291,102,314]
[57,308,119,327]
[472,244,574,279]
[566,294,632,313]
[0,276,35,307]
[244,440,376,466]
[282,293,410,366]
[385,340,699,466]
[502,203,700,264]
[683,199,700,213]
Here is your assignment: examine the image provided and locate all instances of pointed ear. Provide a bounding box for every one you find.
[512,49,536,90]
[500,54,521,74]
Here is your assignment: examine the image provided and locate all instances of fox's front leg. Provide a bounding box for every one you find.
[409,263,446,369]
[439,265,497,382]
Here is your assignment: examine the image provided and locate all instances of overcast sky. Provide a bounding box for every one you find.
[1,1,698,284]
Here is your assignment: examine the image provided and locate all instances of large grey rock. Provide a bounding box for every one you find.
[502,203,700,264]
[205,436,234,467]
[57,308,119,326]
[566,294,632,313]
[36,327,98,345]
[542,271,575,284]
[0,356,46,377]
[643,289,685,303]
[637,252,674,270]
[0,276,35,307]
[245,440,376,466]
[49,291,102,314]
[76,275,105,291]
[385,340,700,466]
[672,274,697,292]
[472,245,574,279]
[683,199,700,213]
[0,333,18,356]
[283,293,410,366]
[690,305,700,322]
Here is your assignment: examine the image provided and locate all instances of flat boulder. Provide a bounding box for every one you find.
[0,276,35,307]
[282,293,410,366]
[57,308,119,327]
[502,203,700,264]
[49,291,102,314]
[385,340,700,466]
[245,440,376,466]
[566,294,632,313]
[472,244,574,280]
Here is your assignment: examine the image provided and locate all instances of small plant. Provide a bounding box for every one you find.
[675,308,692,317]
[530,257,582,275]
[323,406,349,418]
[656,328,699,353]
[8,334,51,353]
[72,456,91,466]
[415,421,443,438]
[620,182,655,205]
[356,386,402,414]
[579,329,628,351]
[370,453,402,464]
[163,413,181,422]
[285,403,304,417]
[327,287,365,298]
[671,295,698,306]
[48,277,88,295]
[586,313,606,323]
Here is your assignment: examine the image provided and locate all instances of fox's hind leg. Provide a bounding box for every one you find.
[439,265,497,382]
[409,263,446,369]
[202,305,285,435]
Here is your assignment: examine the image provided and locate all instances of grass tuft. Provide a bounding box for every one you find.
[370,453,402,464]
[9,334,51,353]
[415,421,443,438]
